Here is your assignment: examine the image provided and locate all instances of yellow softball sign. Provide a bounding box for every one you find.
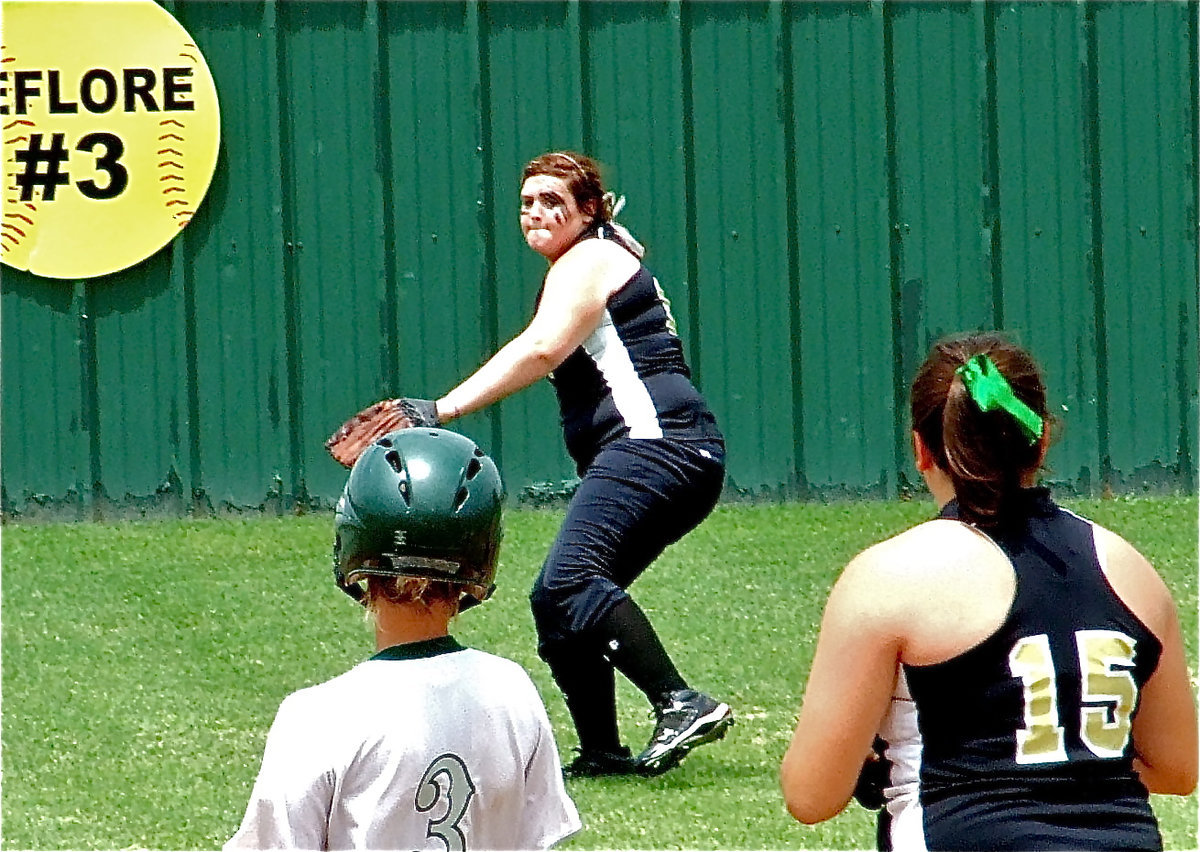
[1,0,220,279]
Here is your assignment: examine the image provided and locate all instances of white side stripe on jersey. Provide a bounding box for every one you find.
[880,670,930,851]
[583,310,664,439]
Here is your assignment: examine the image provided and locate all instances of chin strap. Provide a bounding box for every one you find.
[458,583,496,613]
[339,582,367,604]
[333,559,368,604]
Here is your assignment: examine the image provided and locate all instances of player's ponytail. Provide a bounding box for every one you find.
[598,192,646,259]
[911,333,1050,529]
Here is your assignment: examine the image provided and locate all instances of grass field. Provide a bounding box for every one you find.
[3,496,1196,850]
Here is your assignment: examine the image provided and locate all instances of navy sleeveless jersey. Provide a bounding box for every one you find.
[541,225,722,470]
[876,489,1163,851]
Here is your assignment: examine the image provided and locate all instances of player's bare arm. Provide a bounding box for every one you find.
[1130,607,1199,794]
[436,239,635,422]
[1091,525,1198,794]
[780,546,904,823]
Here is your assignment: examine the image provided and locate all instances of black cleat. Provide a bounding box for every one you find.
[563,746,640,778]
[636,689,733,775]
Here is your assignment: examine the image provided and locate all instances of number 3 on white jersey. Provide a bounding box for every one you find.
[416,754,476,852]
[1008,629,1139,764]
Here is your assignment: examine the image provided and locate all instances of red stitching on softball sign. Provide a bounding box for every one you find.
[1,1,220,280]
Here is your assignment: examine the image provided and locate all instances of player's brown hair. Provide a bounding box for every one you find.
[364,574,486,612]
[910,332,1051,528]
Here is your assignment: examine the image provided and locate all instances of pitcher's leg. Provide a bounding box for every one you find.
[530,439,732,774]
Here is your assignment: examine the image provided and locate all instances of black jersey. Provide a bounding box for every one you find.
[541,225,722,470]
[876,489,1163,851]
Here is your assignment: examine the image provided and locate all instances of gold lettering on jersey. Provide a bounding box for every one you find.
[1009,629,1140,765]
[1009,634,1068,763]
[1076,630,1137,758]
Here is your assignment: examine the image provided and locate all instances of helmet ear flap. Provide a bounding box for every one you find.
[332,528,368,603]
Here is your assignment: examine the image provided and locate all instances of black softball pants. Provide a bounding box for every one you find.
[529,436,725,652]
[528,436,724,756]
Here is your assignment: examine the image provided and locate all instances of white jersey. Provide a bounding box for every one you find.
[225,636,581,851]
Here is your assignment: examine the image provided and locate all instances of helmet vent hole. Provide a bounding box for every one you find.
[454,486,469,511]
[384,450,404,474]
[465,457,482,480]
[398,479,411,505]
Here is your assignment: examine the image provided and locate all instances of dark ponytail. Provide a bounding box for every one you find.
[911,333,1050,528]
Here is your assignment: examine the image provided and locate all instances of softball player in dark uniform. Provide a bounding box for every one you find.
[425,151,733,776]
[780,333,1196,850]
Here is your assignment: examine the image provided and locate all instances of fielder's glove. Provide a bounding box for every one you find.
[852,737,890,810]
[324,397,440,468]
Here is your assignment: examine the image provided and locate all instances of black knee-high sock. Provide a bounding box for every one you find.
[543,646,622,755]
[598,597,687,704]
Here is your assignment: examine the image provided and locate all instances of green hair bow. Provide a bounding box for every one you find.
[955,354,1044,444]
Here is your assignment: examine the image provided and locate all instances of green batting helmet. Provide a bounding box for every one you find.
[333,428,504,604]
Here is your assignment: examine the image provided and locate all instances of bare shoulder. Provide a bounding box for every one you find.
[551,237,639,292]
[846,518,997,583]
[1090,521,1176,638]
[838,519,1016,664]
[834,519,997,615]
[558,235,638,266]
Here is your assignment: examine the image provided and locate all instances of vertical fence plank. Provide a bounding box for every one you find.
[1094,1,1198,492]
[790,2,894,496]
[170,0,291,512]
[884,1,994,489]
[991,2,1101,494]
[86,251,190,516]
[0,274,90,518]
[580,2,692,362]
[887,2,993,340]
[276,2,391,503]
[381,3,491,451]
[685,2,795,497]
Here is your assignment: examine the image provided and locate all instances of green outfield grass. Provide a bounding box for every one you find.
[3,496,1196,850]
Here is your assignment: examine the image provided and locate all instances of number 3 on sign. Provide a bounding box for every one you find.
[75,132,128,199]
[0,0,220,279]
[1009,629,1139,764]
[15,132,129,201]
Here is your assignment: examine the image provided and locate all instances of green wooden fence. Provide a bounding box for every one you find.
[2,1,1196,520]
